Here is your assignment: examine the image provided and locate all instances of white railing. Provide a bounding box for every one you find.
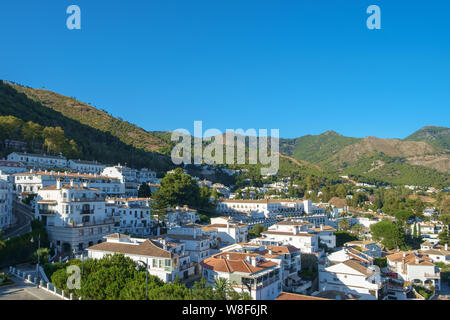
[8,266,78,300]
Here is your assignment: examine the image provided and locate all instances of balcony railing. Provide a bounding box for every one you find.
[81,209,95,214]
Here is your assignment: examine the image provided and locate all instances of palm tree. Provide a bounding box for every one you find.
[213,277,229,300]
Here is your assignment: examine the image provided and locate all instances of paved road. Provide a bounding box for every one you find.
[0,275,63,300]
[1,200,33,239]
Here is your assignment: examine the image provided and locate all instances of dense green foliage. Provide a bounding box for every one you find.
[0,81,173,171]
[370,220,406,250]
[151,168,215,222]
[279,131,360,164]
[137,183,152,198]
[50,254,251,300]
[335,230,359,247]
[248,224,267,239]
[405,126,450,150]
[0,220,49,268]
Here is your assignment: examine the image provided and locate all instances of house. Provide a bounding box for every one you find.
[254,221,320,254]
[325,247,373,266]
[105,198,156,237]
[344,241,382,258]
[159,223,212,263]
[0,175,13,230]
[102,164,139,197]
[311,225,337,248]
[200,251,282,300]
[0,160,28,175]
[137,168,158,184]
[386,251,441,291]
[216,199,304,219]
[14,170,125,196]
[35,179,115,254]
[7,152,67,168]
[202,217,249,246]
[166,206,200,226]
[419,244,450,265]
[86,233,195,283]
[318,259,386,300]
[221,242,305,294]
[68,159,106,174]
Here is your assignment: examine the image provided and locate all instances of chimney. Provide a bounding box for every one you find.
[251,257,257,267]
[268,248,273,255]
[70,179,74,187]
[162,239,167,250]
[320,224,324,231]
[445,244,448,251]
[56,179,61,189]
[226,254,230,260]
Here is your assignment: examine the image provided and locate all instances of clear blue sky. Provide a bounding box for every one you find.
[0,0,449,139]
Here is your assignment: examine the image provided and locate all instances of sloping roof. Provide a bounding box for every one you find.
[86,239,172,258]
[200,252,277,274]
[386,251,435,266]
[262,231,316,237]
[276,292,328,300]
[105,233,130,239]
[341,259,375,276]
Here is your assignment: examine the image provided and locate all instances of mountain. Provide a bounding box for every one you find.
[279,131,361,164]
[1,80,448,187]
[404,126,450,150]
[9,83,169,154]
[0,81,174,171]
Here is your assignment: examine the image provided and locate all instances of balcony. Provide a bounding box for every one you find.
[424,273,440,279]
[81,209,95,214]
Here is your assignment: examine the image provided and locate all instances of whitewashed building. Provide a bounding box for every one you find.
[14,171,125,196]
[202,217,249,246]
[0,175,14,230]
[319,259,386,300]
[200,251,282,300]
[35,180,115,253]
[7,152,67,168]
[87,233,195,282]
[68,159,106,174]
[102,165,139,197]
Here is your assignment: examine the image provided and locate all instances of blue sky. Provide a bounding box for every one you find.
[0,0,449,139]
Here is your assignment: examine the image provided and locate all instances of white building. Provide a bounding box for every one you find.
[159,224,211,263]
[105,198,156,237]
[14,171,125,196]
[386,251,441,291]
[216,199,304,219]
[68,159,106,174]
[202,217,249,246]
[221,243,306,294]
[87,233,195,283]
[319,259,386,300]
[102,165,139,197]
[0,175,14,230]
[137,168,158,184]
[166,206,200,226]
[344,241,382,258]
[7,152,67,168]
[35,180,115,254]
[0,160,28,175]
[200,251,282,300]
[254,221,320,254]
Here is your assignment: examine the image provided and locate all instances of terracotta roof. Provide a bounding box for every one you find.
[200,252,278,274]
[276,221,313,226]
[87,239,172,258]
[311,226,336,232]
[262,231,316,237]
[420,249,450,256]
[276,292,328,300]
[105,233,130,239]
[345,240,376,246]
[203,223,248,230]
[386,251,435,266]
[40,184,99,191]
[342,259,375,276]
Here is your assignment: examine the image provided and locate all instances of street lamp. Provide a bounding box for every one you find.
[31,234,40,287]
[136,259,149,300]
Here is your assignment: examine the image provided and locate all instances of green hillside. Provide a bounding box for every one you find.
[279,130,361,164]
[0,81,173,171]
[405,126,450,150]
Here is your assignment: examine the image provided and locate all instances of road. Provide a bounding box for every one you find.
[0,273,63,300]
[1,200,34,239]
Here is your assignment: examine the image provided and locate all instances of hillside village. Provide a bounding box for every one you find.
[0,147,449,301]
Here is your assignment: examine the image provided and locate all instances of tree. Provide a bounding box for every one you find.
[248,224,267,238]
[31,247,50,264]
[138,183,151,198]
[370,220,405,250]
[438,227,450,245]
[339,218,350,231]
[336,184,347,198]
[394,210,414,226]
[413,223,418,239]
[350,224,364,237]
